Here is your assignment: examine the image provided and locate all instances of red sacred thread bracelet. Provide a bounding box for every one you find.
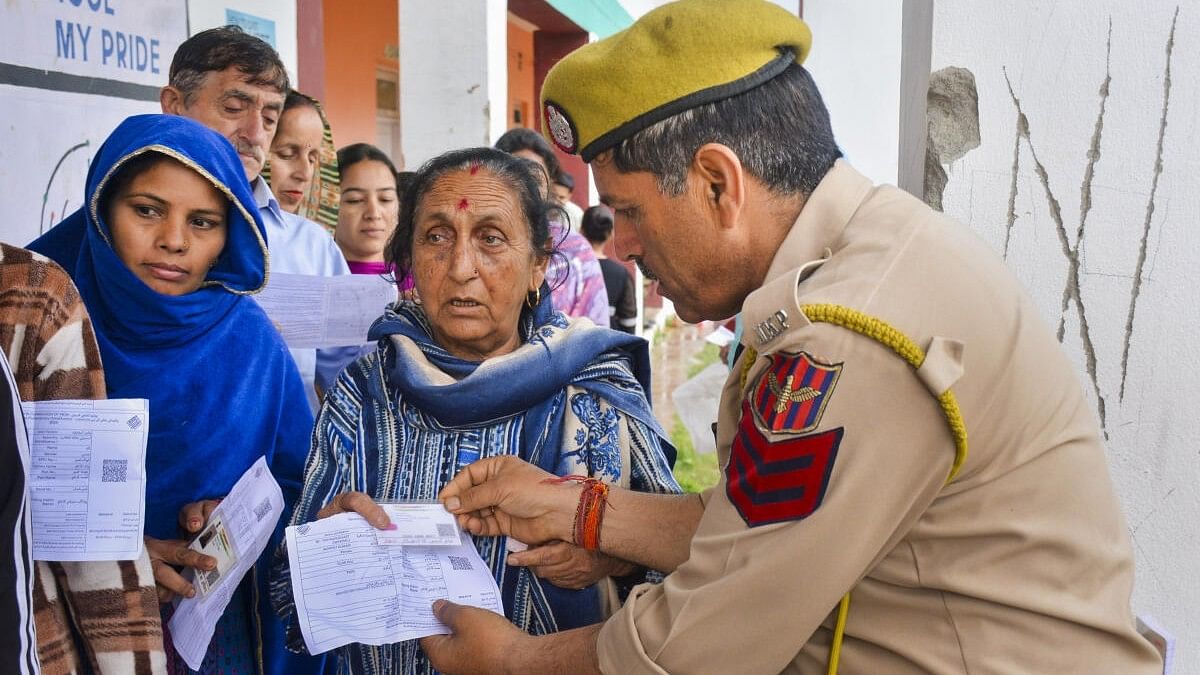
[542,475,610,551]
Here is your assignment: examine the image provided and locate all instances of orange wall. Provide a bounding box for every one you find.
[507,20,536,129]
[320,0,398,148]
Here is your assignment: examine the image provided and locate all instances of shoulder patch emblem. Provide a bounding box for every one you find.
[543,101,578,154]
[751,351,842,435]
[726,401,843,527]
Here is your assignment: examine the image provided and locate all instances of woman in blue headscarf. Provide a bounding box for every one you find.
[270,147,680,675]
[28,114,321,675]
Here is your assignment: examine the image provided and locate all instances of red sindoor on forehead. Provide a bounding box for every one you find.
[469,161,481,175]
[457,197,470,210]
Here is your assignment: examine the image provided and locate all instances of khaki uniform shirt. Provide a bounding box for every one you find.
[597,162,1162,674]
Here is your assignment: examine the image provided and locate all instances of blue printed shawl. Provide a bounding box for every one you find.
[272,292,680,675]
[28,114,320,675]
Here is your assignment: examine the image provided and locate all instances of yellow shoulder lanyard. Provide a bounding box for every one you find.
[739,303,969,675]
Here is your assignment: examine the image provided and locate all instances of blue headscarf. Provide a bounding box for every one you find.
[368,287,672,470]
[29,114,320,675]
[29,114,313,540]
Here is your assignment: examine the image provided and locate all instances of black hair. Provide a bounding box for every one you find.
[282,90,319,114]
[609,62,841,197]
[337,143,399,180]
[554,171,575,191]
[580,205,614,245]
[394,171,417,195]
[494,127,562,188]
[385,147,564,282]
[169,26,289,106]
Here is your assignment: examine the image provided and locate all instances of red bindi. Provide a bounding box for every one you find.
[457,197,470,210]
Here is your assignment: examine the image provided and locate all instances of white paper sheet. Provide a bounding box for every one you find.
[167,457,284,671]
[254,273,396,348]
[285,512,503,655]
[21,398,148,561]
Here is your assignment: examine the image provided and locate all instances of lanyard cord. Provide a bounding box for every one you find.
[737,303,970,674]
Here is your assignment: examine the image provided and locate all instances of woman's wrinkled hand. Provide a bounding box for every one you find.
[505,540,635,590]
[316,491,393,530]
[145,535,216,603]
[177,498,221,536]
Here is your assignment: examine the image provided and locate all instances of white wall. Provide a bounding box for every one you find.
[186,0,298,82]
[933,2,1197,669]
[0,0,186,246]
[803,0,904,187]
[398,0,507,169]
[618,0,799,17]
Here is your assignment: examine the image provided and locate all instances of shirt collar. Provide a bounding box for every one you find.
[251,175,283,216]
[740,160,875,351]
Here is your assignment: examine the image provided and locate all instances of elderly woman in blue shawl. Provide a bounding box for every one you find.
[28,114,322,675]
[271,147,680,674]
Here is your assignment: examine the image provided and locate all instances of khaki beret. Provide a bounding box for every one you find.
[540,0,812,162]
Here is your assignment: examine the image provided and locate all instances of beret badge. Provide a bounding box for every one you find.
[543,101,578,154]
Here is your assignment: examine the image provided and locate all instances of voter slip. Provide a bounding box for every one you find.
[374,502,462,546]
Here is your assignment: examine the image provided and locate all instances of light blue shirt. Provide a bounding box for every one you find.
[253,178,351,412]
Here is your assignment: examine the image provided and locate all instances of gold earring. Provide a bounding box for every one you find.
[526,287,540,309]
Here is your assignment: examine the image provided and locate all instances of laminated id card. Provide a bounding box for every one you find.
[374,502,462,546]
[189,514,239,596]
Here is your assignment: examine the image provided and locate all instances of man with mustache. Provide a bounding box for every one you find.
[160,26,351,412]
[418,1,1164,673]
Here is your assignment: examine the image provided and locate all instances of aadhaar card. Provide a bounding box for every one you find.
[189,514,239,596]
[374,503,462,546]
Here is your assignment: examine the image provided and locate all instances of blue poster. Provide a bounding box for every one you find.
[224,8,275,48]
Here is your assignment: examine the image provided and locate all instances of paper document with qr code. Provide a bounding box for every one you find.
[167,456,284,671]
[21,398,149,561]
[285,504,504,655]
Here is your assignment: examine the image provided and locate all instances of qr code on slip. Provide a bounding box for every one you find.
[252,497,272,522]
[101,459,128,483]
[436,524,457,538]
[447,555,473,571]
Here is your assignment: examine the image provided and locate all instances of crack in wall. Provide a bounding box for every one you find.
[1120,7,1178,402]
[1003,118,1021,259]
[1058,19,1113,341]
[1004,68,1109,436]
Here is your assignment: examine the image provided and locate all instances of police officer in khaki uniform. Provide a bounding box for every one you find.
[416,1,1164,672]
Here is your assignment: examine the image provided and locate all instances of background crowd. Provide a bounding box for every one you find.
[1,23,655,675]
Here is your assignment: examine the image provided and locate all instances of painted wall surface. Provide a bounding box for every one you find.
[618,0,799,20]
[320,0,397,148]
[399,1,507,168]
[187,0,298,80]
[803,0,904,187]
[0,0,186,246]
[932,3,1196,669]
[507,19,536,129]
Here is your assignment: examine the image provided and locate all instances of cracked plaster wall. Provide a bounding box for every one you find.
[933,2,1198,668]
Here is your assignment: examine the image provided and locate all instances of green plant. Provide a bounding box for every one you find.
[670,414,720,493]
[687,342,722,378]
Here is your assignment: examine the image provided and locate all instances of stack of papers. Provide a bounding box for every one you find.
[168,457,284,670]
[285,503,504,655]
[254,273,397,348]
[22,398,148,561]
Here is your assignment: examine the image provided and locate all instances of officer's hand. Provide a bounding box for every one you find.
[439,457,578,545]
[145,535,216,603]
[507,541,635,590]
[420,600,526,674]
[316,491,393,530]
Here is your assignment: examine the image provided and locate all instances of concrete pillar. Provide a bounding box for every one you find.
[295,0,325,100]
[398,0,508,168]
